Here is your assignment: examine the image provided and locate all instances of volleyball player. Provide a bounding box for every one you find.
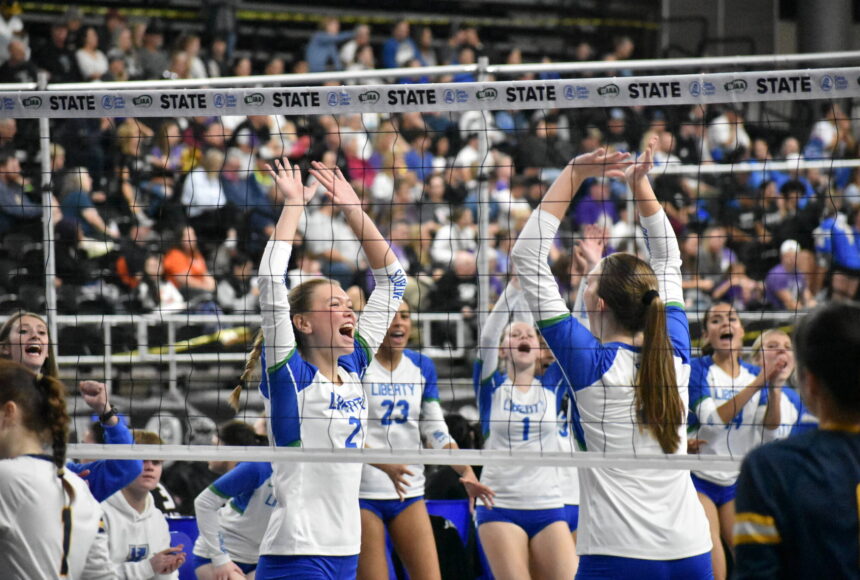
[235,158,406,579]
[358,300,493,580]
[748,328,808,439]
[474,279,576,580]
[0,359,114,578]
[734,301,860,578]
[688,304,793,580]
[0,311,142,500]
[193,421,273,580]
[511,141,713,578]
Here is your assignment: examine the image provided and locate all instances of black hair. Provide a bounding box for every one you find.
[217,419,268,446]
[793,302,860,412]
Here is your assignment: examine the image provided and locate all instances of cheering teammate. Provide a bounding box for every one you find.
[0,360,114,577]
[688,304,793,580]
[238,158,406,579]
[474,279,576,580]
[511,141,712,578]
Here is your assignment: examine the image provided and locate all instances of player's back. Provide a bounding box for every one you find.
[735,428,860,579]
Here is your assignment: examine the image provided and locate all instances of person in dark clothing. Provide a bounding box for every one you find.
[32,21,82,83]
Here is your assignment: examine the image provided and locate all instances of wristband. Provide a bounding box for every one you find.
[99,404,119,424]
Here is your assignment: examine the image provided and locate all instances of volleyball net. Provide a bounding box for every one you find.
[2,61,857,469]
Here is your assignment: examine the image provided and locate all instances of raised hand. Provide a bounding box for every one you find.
[79,380,109,417]
[570,148,632,180]
[575,223,606,273]
[266,157,308,205]
[308,161,362,214]
[624,136,657,185]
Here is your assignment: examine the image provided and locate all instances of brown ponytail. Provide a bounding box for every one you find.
[229,330,264,411]
[597,254,683,453]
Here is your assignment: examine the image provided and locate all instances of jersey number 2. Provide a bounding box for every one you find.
[345,417,362,448]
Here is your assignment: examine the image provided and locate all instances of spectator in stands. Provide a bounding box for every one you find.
[217,253,260,314]
[176,34,207,79]
[339,23,370,68]
[382,19,420,69]
[417,26,438,67]
[708,106,751,163]
[0,153,60,238]
[137,252,188,314]
[427,250,479,345]
[345,44,383,85]
[203,36,228,78]
[101,53,128,82]
[102,430,186,578]
[137,21,169,80]
[305,17,354,73]
[75,26,109,81]
[32,20,81,83]
[162,49,191,80]
[516,115,575,172]
[299,190,367,288]
[263,55,285,76]
[451,46,477,82]
[711,261,764,312]
[162,225,217,300]
[767,179,820,252]
[404,133,435,183]
[0,39,36,84]
[572,177,619,229]
[59,167,118,241]
[181,148,230,252]
[765,239,816,311]
[430,206,477,270]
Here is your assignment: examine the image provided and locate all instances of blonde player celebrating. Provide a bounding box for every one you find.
[358,301,494,580]
[474,278,576,580]
[241,159,407,580]
[689,305,792,580]
[0,360,114,578]
[511,141,712,579]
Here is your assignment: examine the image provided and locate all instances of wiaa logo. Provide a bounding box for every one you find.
[476,88,498,101]
[244,93,265,106]
[21,96,42,108]
[596,84,620,97]
[724,79,747,92]
[358,90,380,103]
[132,95,153,107]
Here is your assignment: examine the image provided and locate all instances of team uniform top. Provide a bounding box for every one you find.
[67,417,143,502]
[474,283,565,510]
[0,455,114,580]
[688,356,771,486]
[360,349,454,499]
[257,240,405,557]
[769,387,818,438]
[193,461,275,567]
[102,489,176,579]
[556,387,581,506]
[734,427,860,579]
[512,207,711,560]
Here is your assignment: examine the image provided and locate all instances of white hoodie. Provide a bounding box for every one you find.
[102,491,176,580]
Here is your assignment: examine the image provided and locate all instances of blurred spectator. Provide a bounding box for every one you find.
[216,253,259,313]
[98,8,126,53]
[137,21,168,80]
[346,44,383,85]
[427,250,478,344]
[286,245,323,289]
[708,106,751,162]
[202,0,239,59]
[430,206,477,269]
[515,115,575,171]
[711,261,764,311]
[181,148,231,253]
[177,34,207,79]
[404,133,435,183]
[0,38,36,83]
[162,49,190,80]
[451,46,476,82]
[0,154,60,238]
[299,195,367,288]
[101,53,128,82]
[305,17,354,73]
[59,167,118,241]
[765,239,816,311]
[203,36,228,78]
[572,177,619,229]
[75,26,109,81]
[382,19,420,69]
[162,225,217,300]
[339,23,371,68]
[137,252,188,313]
[63,6,84,51]
[32,21,82,83]
[417,26,438,67]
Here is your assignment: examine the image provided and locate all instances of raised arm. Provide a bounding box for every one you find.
[259,159,315,366]
[309,162,405,356]
[477,281,528,381]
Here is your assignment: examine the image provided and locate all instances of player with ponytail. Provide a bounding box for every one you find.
[0,359,114,577]
[511,140,712,578]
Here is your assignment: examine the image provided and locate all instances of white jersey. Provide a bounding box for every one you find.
[360,350,454,499]
[475,282,564,510]
[557,388,581,506]
[689,357,770,486]
[512,208,711,560]
[257,240,405,557]
[0,455,114,580]
[193,462,275,566]
[102,490,175,579]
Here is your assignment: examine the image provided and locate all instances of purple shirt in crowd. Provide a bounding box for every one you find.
[764,263,806,309]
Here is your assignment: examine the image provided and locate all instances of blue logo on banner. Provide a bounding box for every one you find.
[326,91,352,107]
[563,85,589,100]
[0,97,13,110]
[820,75,833,92]
[214,94,224,108]
[101,95,125,110]
[689,81,701,97]
[835,75,849,90]
[213,93,236,108]
[690,81,716,97]
[101,95,113,109]
[443,89,468,104]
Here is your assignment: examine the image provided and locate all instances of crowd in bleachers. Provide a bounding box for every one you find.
[0,5,858,323]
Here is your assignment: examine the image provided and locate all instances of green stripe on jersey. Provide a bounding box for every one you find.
[537,313,571,329]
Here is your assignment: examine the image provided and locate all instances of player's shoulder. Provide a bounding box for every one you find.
[744,429,820,469]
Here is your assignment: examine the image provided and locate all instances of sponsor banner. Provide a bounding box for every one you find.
[3,67,859,119]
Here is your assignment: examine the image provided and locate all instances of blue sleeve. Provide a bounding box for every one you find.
[832,227,860,270]
[666,305,691,364]
[266,349,318,447]
[381,39,398,69]
[0,186,41,218]
[688,357,711,427]
[68,418,143,501]
[537,315,614,391]
[405,350,440,401]
[210,462,272,499]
